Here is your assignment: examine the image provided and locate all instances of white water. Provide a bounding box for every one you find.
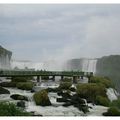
[0,80,108,116]
[82,59,97,73]
[106,88,118,102]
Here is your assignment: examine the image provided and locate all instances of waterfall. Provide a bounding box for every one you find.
[11,60,44,70]
[82,59,97,73]
[106,88,118,102]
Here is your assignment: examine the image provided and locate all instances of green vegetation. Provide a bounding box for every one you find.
[103,107,120,116]
[16,82,34,90]
[33,90,51,106]
[58,78,72,90]
[59,82,72,90]
[95,96,110,107]
[0,87,10,94]
[0,102,31,116]
[110,98,120,109]
[0,76,34,91]
[76,83,107,102]
[89,76,113,88]
[11,76,33,82]
[0,82,16,87]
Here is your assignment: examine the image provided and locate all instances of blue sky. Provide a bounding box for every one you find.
[0,4,120,61]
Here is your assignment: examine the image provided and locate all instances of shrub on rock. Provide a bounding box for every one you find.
[110,98,120,109]
[11,76,33,82]
[10,94,28,101]
[0,87,10,94]
[0,82,16,87]
[0,102,31,116]
[76,83,107,103]
[95,96,110,107]
[16,82,34,90]
[89,76,113,88]
[103,107,120,116]
[33,90,51,106]
[59,82,72,90]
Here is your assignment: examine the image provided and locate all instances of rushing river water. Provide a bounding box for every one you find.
[0,77,110,116]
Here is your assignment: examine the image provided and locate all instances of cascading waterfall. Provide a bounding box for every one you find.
[82,59,97,74]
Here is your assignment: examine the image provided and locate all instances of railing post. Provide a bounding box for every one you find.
[52,75,55,81]
[73,76,78,84]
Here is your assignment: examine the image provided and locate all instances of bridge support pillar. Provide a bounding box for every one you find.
[81,76,83,79]
[61,75,64,80]
[37,76,41,83]
[52,75,55,81]
[73,76,78,84]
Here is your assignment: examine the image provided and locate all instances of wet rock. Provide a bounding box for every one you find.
[46,87,60,93]
[57,90,71,99]
[56,98,69,102]
[31,89,35,93]
[69,87,76,92]
[10,94,28,101]
[63,102,72,107]
[0,86,10,94]
[17,100,25,108]
[30,111,43,116]
[71,94,85,105]
[57,90,63,96]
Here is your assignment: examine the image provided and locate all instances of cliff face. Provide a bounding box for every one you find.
[0,45,12,69]
[65,56,120,92]
[96,55,120,92]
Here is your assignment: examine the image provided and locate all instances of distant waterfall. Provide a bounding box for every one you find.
[82,59,97,73]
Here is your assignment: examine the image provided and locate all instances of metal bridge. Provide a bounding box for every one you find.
[0,70,93,83]
[0,70,93,77]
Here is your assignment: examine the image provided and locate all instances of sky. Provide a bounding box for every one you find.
[0,4,120,62]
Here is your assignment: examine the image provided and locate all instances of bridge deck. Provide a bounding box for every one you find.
[0,70,93,77]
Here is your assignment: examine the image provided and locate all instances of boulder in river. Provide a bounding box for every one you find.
[10,94,28,101]
[0,86,10,94]
[33,89,51,106]
[17,100,25,108]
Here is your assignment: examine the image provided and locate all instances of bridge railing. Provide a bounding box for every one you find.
[0,70,93,77]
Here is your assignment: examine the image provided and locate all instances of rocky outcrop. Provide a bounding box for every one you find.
[0,45,12,69]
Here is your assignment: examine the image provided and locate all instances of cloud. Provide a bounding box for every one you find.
[0,4,120,61]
